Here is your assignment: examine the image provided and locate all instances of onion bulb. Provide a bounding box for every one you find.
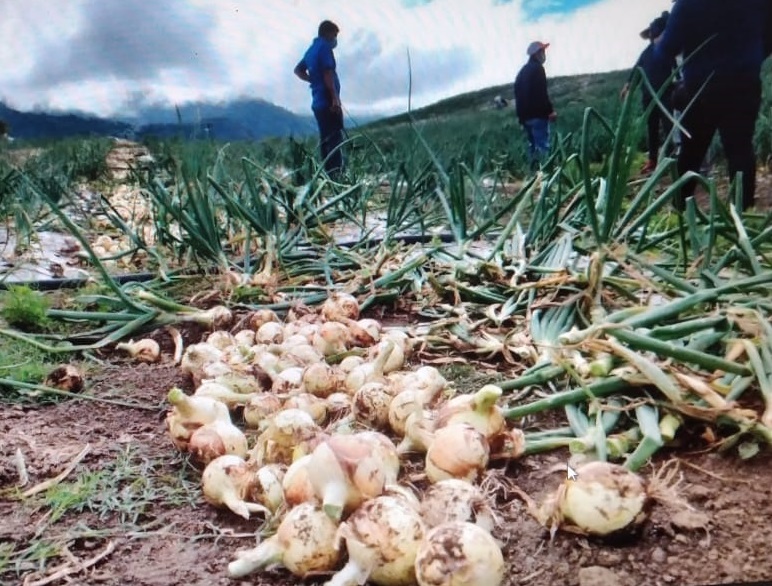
[320,292,360,322]
[188,419,248,464]
[326,392,353,418]
[165,387,231,450]
[193,381,254,409]
[414,522,504,586]
[233,329,256,347]
[283,454,318,507]
[243,393,283,429]
[307,432,393,521]
[325,495,425,586]
[302,362,344,398]
[283,392,328,424]
[369,338,405,374]
[253,463,287,513]
[228,503,341,578]
[435,385,505,439]
[256,321,284,345]
[396,409,436,455]
[246,308,280,331]
[180,343,223,386]
[420,479,495,532]
[345,341,394,394]
[313,321,351,356]
[201,455,271,519]
[206,330,235,350]
[115,338,161,363]
[540,461,649,537]
[355,430,400,485]
[271,366,305,394]
[352,382,392,430]
[251,408,320,466]
[425,424,489,484]
[339,355,365,373]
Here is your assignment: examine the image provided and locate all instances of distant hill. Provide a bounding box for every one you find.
[0,102,133,140]
[0,98,317,142]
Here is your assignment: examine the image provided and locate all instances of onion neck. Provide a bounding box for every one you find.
[325,558,370,586]
[322,479,350,521]
[228,537,284,578]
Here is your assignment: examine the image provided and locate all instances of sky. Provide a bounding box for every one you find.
[0,0,674,120]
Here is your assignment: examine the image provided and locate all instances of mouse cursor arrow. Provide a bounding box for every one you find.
[566,463,578,482]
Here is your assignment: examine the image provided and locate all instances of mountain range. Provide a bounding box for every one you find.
[0,98,318,142]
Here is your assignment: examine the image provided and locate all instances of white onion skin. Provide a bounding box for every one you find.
[256,321,285,344]
[188,419,248,464]
[555,461,649,537]
[246,308,280,331]
[283,454,318,507]
[284,392,329,424]
[321,292,360,322]
[307,433,390,521]
[206,330,236,350]
[425,424,489,484]
[339,355,365,374]
[165,387,231,450]
[352,382,392,430]
[313,321,351,356]
[233,329,256,347]
[243,394,283,429]
[116,338,160,363]
[420,479,495,532]
[202,455,271,520]
[228,503,341,578]
[179,343,223,386]
[414,522,504,586]
[302,362,344,399]
[327,496,425,586]
[434,385,505,440]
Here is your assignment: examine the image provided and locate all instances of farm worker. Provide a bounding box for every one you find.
[655,0,769,211]
[514,41,557,172]
[294,20,344,179]
[620,11,677,175]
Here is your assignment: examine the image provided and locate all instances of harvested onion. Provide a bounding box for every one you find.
[188,419,248,464]
[321,292,360,322]
[540,461,649,537]
[302,362,344,398]
[326,495,425,586]
[425,424,489,484]
[435,384,505,439]
[352,382,392,430]
[420,479,495,532]
[228,503,341,578]
[243,394,283,429]
[414,522,504,586]
[201,455,271,519]
[283,454,317,507]
[115,338,160,363]
[165,387,231,450]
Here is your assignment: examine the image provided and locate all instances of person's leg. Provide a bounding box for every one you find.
[313,108,344,177]
[675,88,718,210]
[716,76,761,210]
[646,105,660,166]
[524,119,549,171]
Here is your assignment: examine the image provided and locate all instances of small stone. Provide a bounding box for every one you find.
[579,566,621,586]
[651,547,667,564]
[671,509,710,531]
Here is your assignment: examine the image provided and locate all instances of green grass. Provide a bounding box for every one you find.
[0,447,201,581]
[1,285,50,330]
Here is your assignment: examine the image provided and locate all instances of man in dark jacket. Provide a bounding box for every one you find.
[294,20,344,178]
[514,41,557,171]
[656,0,767,211]
[621,12,677,174]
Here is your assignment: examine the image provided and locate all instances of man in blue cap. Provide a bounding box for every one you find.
[514,41,557,172]
[656,0,769,210]
[621,11,677,175]
[294,20,344,179]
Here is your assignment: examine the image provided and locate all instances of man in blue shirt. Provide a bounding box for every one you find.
[294,20,344,178]
[514,41,557,172]
[656,0,767,211]
[621,12,677,175]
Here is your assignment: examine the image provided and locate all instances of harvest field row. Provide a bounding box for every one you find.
[2,82,772,586]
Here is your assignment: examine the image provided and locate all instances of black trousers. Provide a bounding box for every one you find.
[313,107,344,177]
[676,75,761,210]
[643,96,673,164]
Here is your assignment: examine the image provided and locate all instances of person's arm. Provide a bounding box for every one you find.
[655,0,688,62]
[537,66,556,119]
[621,51,645,98]
[323,69,341,112]
[294,60,310,82]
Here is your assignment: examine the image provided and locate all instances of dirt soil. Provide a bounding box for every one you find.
[2,326,772,586]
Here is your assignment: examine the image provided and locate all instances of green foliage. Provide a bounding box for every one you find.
[0,285,50,330]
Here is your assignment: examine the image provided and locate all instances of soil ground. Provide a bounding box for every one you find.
[2,326,772,586]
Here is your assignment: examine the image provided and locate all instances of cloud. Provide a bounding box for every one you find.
[23,0,223,89]
[336,29,476,107]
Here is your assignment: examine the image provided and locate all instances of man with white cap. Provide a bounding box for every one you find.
[514,41,557,172]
